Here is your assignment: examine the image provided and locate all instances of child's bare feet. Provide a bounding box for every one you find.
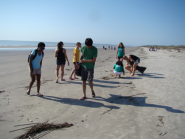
[69,77,74,80]
[56,77,58,81]
[37,93,43,97]
[114,76,117,78]
[26,90,30,95]
[130,74,134,76]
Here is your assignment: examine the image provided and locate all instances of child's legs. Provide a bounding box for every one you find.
[55,65,60,80]
[61,65,65,80]
[131,63,138,76]
[69,64,76,79]
[73,64,77,78]
[36,74,41,93]
[28,74,36,93]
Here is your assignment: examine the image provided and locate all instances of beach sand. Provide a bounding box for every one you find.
[0,46,185,139]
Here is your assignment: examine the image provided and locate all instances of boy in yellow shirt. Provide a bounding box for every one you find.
[69,42,81,80]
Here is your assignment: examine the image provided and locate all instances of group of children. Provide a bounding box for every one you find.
[113,55,146,78]
[113,42,146,77]
[27,41,146,97]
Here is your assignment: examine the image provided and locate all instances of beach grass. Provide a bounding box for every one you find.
[141,45,185,51]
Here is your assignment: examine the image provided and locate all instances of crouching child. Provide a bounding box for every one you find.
[113,61,125,78]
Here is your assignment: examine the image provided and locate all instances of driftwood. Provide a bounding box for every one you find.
[12,121,73,139]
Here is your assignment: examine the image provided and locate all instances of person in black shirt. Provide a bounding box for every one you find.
[123,56,133,74]
[55,41,70,83]
[123,56,146,74]
[128,55,140,76]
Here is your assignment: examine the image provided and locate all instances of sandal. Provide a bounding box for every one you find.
[92,91,96,98]
[80,96,86,100]
[69,77,74,80]
[55,80,58,83]
[61,79,65,81]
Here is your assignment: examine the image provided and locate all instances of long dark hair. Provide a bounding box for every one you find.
[57,41,63,52]
[118,42,124,48]
[116,61,123,67]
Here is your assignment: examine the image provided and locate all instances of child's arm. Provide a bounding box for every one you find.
[113,64,115,69]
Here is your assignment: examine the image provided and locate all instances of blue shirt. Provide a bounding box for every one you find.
[31,50,43,69]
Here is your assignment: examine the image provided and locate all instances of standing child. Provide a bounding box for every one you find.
[27,42,45,96]
[80,38,98,100]
[116,42,125,62]
[69,42,81,80]
[113,61,124,78]
[55,41,70,83]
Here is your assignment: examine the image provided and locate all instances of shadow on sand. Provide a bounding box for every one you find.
[67,80,118,88]
[136,73,165,79]
[39,95,120,109]
[94,94,184,113]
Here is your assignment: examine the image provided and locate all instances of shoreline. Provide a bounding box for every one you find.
[0,45,77,48]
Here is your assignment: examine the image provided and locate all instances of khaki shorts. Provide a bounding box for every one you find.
[33,68,41,75]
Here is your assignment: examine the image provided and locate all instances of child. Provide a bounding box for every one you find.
[123,56,146,74]
[123,56,133,74]
[113,61,125,78]
[69,42,81,80]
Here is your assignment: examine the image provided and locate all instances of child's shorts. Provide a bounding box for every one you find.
[113,70,122,75]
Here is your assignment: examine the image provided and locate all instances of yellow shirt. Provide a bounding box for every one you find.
[73,47,80,62]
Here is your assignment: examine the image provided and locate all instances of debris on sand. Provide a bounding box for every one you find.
[102,77,109,80]
[158,116,164,125]
[0,90,5,93]
[65,68,72,71]
[11,121,73,139]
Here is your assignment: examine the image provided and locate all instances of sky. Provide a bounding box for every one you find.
[0,0,185,46]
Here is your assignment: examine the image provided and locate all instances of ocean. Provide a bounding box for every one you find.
[0,40,115,47]
[0,40,116,51]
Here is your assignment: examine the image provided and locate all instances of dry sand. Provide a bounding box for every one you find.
[0,46,185,139]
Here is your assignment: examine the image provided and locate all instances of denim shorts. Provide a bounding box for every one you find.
[135,58,140,64]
